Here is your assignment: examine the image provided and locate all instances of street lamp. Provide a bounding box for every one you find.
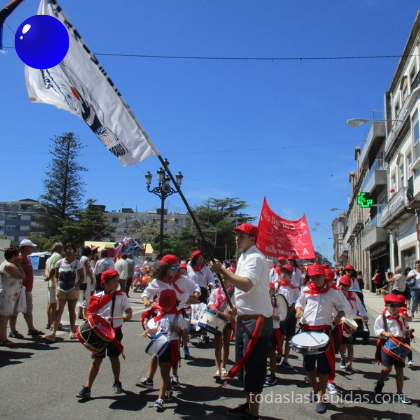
[346,118,406,128]
[145,159,184,254]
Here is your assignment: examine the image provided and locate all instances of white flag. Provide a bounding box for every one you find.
[25,0,159,166]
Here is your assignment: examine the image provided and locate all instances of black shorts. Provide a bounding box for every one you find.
[92,328,123,359]
[235,316,273,393]
[159,341,173,363]
[341,335,355,345]
[381,347,405,368]
[303,352,330,375]
[280,309,297,337]
[268,329,280,350]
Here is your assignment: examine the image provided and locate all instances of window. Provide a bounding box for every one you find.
[403,84,409,103]
[413,110,420,144]
[7,215,17,220]
[20,225,30,231]
[6,225,15,231]
[410,66,417,91]
[407,152,412,178]
[112,218,118,223]
[399,163,405,188]
[391,172,397,191]
[394,100,400,118]
[21,215,31,221]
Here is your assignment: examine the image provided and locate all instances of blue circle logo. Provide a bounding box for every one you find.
[15,15,69,69]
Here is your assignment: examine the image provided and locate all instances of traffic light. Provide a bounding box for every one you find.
[357,192,374,208]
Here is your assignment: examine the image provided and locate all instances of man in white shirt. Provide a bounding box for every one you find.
[115,254,129,292]
[210,223,272,420]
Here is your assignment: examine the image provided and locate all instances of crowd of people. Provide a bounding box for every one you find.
[0,227,417,418]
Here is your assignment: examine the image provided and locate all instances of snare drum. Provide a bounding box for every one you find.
[383,337,411,363]
[290,331,330,355]
[76,314,115,354]
[145,332,171,360]
[198,308,229,336]
[341,315,358,338]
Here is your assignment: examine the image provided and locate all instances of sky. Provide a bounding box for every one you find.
[1,0,420,262]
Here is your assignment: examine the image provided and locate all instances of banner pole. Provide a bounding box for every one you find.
[157,155,234,309]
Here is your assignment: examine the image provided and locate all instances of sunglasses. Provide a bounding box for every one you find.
[386,303,399,308]
[170,265,180,271]
[65,248,74,252]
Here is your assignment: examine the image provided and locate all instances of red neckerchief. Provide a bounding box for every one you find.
[214,286,234,311]
[305,281,331,296]
[153,305,182,322]
[191,263,205,274]
[280,280,299,289]
[382,309,403,331]
[160,273,183,294]
[87,290,124,316]
[274,267,281,275]
[345,291,356,310]
[227,266,236,273]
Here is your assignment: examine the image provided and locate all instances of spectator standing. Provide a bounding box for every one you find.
[386,266,407,296]
[115,254,129,292]
[44,242,64,329]
[126,254,134,298]
[9,239,44,339]
[78,246,95,320]
[406,261,420,316]
[93,249,115,291]
[0,248,25,345]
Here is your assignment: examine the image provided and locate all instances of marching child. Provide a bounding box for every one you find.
[374,294,411,404]
[295,264,347,414]
[265,282,285,385]
[76,270,133,399]
[276,264,300,369]
[338,276,368,373]
[143,289,187,411]
[208,274,235,379]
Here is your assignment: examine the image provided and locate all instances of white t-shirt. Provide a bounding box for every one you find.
[90,291,131,329]
[408,269,420,290]
[187,264,215,288]
[276,282,300,306]
[147,312,187,341]
[208,286,235,315]
[374,310,409,339]
[55,259,83,292]
[115,259,129,280]
[234,245,272,317]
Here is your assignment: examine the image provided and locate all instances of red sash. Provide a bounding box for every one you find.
[303,324,335,381]
[274,328,282,350]
[382,309,403,331]
[346,291,356,310]
[227,315,265,379]
[153,306,182,322]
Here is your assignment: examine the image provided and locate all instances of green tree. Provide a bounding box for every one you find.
[182,197,255,261]
[59,199,115,247]
[38,132,88,237]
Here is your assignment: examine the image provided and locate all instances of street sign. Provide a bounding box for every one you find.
[357,192,374,208]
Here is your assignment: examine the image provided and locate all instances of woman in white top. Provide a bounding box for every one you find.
[406,260,420,314]
[42,242,84,342]
[0,247,26,345]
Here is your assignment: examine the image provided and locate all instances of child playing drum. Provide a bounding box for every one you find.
[265,282,285,385]
[295,264,347,414]
[76,270,132,399]
[276,264,300,369]
[373,294,412,404]
[337,276,368,373]
[208,274,235,379]
[143,289,187,411]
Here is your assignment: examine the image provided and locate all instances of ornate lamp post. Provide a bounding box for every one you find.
[145,159,184,254]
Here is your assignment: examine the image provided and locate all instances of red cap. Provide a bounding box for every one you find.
[325,269,335,280]
[158,289,177,309]
[384,294,400,303]
[287,255,298,260]
[339,275,351,287]
[190,250,202,259]
[234,223,258,239]
[277,257,286,262]
[161,254,178,265]
[344,264,354,270]
[307,264,325,277]
[395,295,406,304]
[281,264,294,273]
[230,258,236,263]
[269,282,275,289]
[101,269,119,287]
[322,264,329,269]
[179,263,187,269]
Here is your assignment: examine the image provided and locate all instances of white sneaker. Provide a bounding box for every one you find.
[408,360,413,368]
[326,383,338,395]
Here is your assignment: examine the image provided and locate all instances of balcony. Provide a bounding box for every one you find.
[413,141,420,170]
[346,210,364,242]
[381,187,412,228]
[361,214,388,250]
[359,122,386,170]
[361,159,387,195]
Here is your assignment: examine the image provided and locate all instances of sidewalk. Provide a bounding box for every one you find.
[363,291,420,353]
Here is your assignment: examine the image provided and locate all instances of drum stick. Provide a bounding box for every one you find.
[107,316,125,320]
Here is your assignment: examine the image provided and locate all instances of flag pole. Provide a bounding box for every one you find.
[157,154,234,309]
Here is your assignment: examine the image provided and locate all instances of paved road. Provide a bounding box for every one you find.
[1,276,419,420]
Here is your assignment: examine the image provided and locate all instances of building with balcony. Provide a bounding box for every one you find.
[382,10,420,271]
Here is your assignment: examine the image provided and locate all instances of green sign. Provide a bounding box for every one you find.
[357,192,374,208]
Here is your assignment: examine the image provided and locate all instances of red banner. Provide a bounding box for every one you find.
[256,197,315,259]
